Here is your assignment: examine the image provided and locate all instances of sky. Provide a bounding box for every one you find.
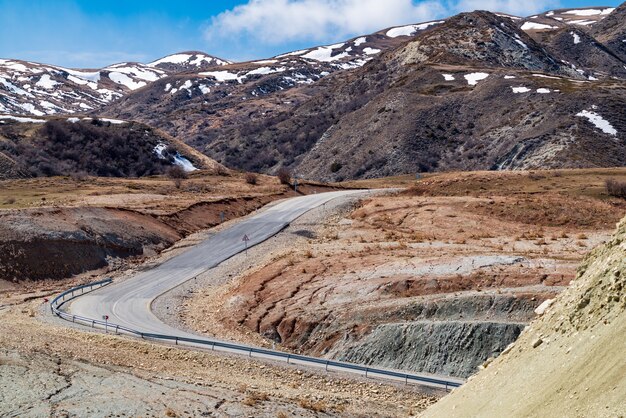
[0,0,622,68]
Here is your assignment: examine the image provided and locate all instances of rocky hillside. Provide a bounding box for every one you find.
[0,115,218,179]
[423,215,626,417]
[98,6,626,181]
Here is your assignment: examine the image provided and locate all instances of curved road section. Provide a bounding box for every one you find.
[65,190,464,389]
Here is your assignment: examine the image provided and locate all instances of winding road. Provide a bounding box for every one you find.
[64,190,464,389]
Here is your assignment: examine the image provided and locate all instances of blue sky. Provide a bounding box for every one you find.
[0,0,622,68]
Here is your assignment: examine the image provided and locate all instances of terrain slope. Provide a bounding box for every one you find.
[422,215,626,417]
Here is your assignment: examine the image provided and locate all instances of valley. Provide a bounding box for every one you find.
[1,2,625,416]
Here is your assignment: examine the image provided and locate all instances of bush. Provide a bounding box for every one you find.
[167,165,188,188]
[606,179,626,199]
[277,167,291,185]
[330,161,342,173]
[245,172,258,185]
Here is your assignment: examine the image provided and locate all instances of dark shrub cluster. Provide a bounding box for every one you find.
[606,179,626,199]
[15,119,174,178]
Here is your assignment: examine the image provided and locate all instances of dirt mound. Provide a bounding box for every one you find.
[422,215,626,417]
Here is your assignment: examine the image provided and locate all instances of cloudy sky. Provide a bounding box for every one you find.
[0,0,621,68]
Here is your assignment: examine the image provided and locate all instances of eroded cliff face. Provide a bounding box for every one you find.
[423,216,626,417]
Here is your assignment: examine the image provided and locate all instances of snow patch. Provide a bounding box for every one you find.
[200,70,242,83]
[108,72,146,90]
[511,86,530,93]
[302,44,348,62]
[35,74,59,89]
[354,37,367,46]
[563,8,614,16]
[154,143,198,172]
[521,22,557,31]
[571,32,581,44]
[362,47,381,55]
[576,109,617,136]
[442,74,455,81]
[536,88,551,93]
[464,72,489,86]
[0,115,45,123]
[386,21,443,38]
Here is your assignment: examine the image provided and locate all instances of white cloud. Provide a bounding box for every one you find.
[204,0,560,51]
[204,0,447,44]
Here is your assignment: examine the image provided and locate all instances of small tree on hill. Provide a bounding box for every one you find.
[277,168,291,185]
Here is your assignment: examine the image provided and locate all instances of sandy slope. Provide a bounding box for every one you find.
[422,216,626,417]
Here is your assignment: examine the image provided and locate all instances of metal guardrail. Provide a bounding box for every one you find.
[51,279,464,390]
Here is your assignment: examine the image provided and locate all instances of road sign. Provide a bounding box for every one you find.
[102,315,109,320]
[243,234,250,255]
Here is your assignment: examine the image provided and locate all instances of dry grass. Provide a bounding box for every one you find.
[298,398,327,412]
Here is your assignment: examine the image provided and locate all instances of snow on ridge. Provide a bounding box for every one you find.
[386,21,443,38]
[302,44,349,62]
[108,72,147,90]
[464,72,489,86]
[200,70,242,83]
[569,20,596,26]
[521,22,557,31]
[35,74,59,89]
[576,109,617,136]
[562,8,614,16]
[354,37,367,46]
[362,47,381,55]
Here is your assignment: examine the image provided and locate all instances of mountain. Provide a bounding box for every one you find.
[0,60,168,115]
[1,5,625,181]
[0,20,442,119]
[99,8,626,180]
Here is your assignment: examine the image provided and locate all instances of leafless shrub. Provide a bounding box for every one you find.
[3,197,16,205]
[245,172,258,185]
[167,166,188,188]
[606,179,626,199]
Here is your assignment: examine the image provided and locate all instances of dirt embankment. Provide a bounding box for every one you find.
[422,215,626,417]
[0,170,347,283]
[182,169,625,378]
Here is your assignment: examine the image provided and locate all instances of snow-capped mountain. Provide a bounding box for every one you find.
[0,59,168,115]
[147,51,231,72]
[99,6,626,181]
[0,20,444,118]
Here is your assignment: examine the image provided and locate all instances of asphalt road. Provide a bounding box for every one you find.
[69,190,367,335]
[66,189,464,389]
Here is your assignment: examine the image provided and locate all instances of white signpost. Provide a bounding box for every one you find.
[102,314,109,333]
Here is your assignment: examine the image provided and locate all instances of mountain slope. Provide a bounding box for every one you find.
[0,115,219,179]
[422,215,626,417]
[590,2,626,61]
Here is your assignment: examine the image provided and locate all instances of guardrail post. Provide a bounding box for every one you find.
[175,337,178,345]
[249,348,252,357]
[115,325,119,335]
[91,320,94,328]
[287,354,290,364]
[211,342,215,350]
[365,368,369,378]
[325,361,329,372]
[72,315,75,323]
[445,383,448,391]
